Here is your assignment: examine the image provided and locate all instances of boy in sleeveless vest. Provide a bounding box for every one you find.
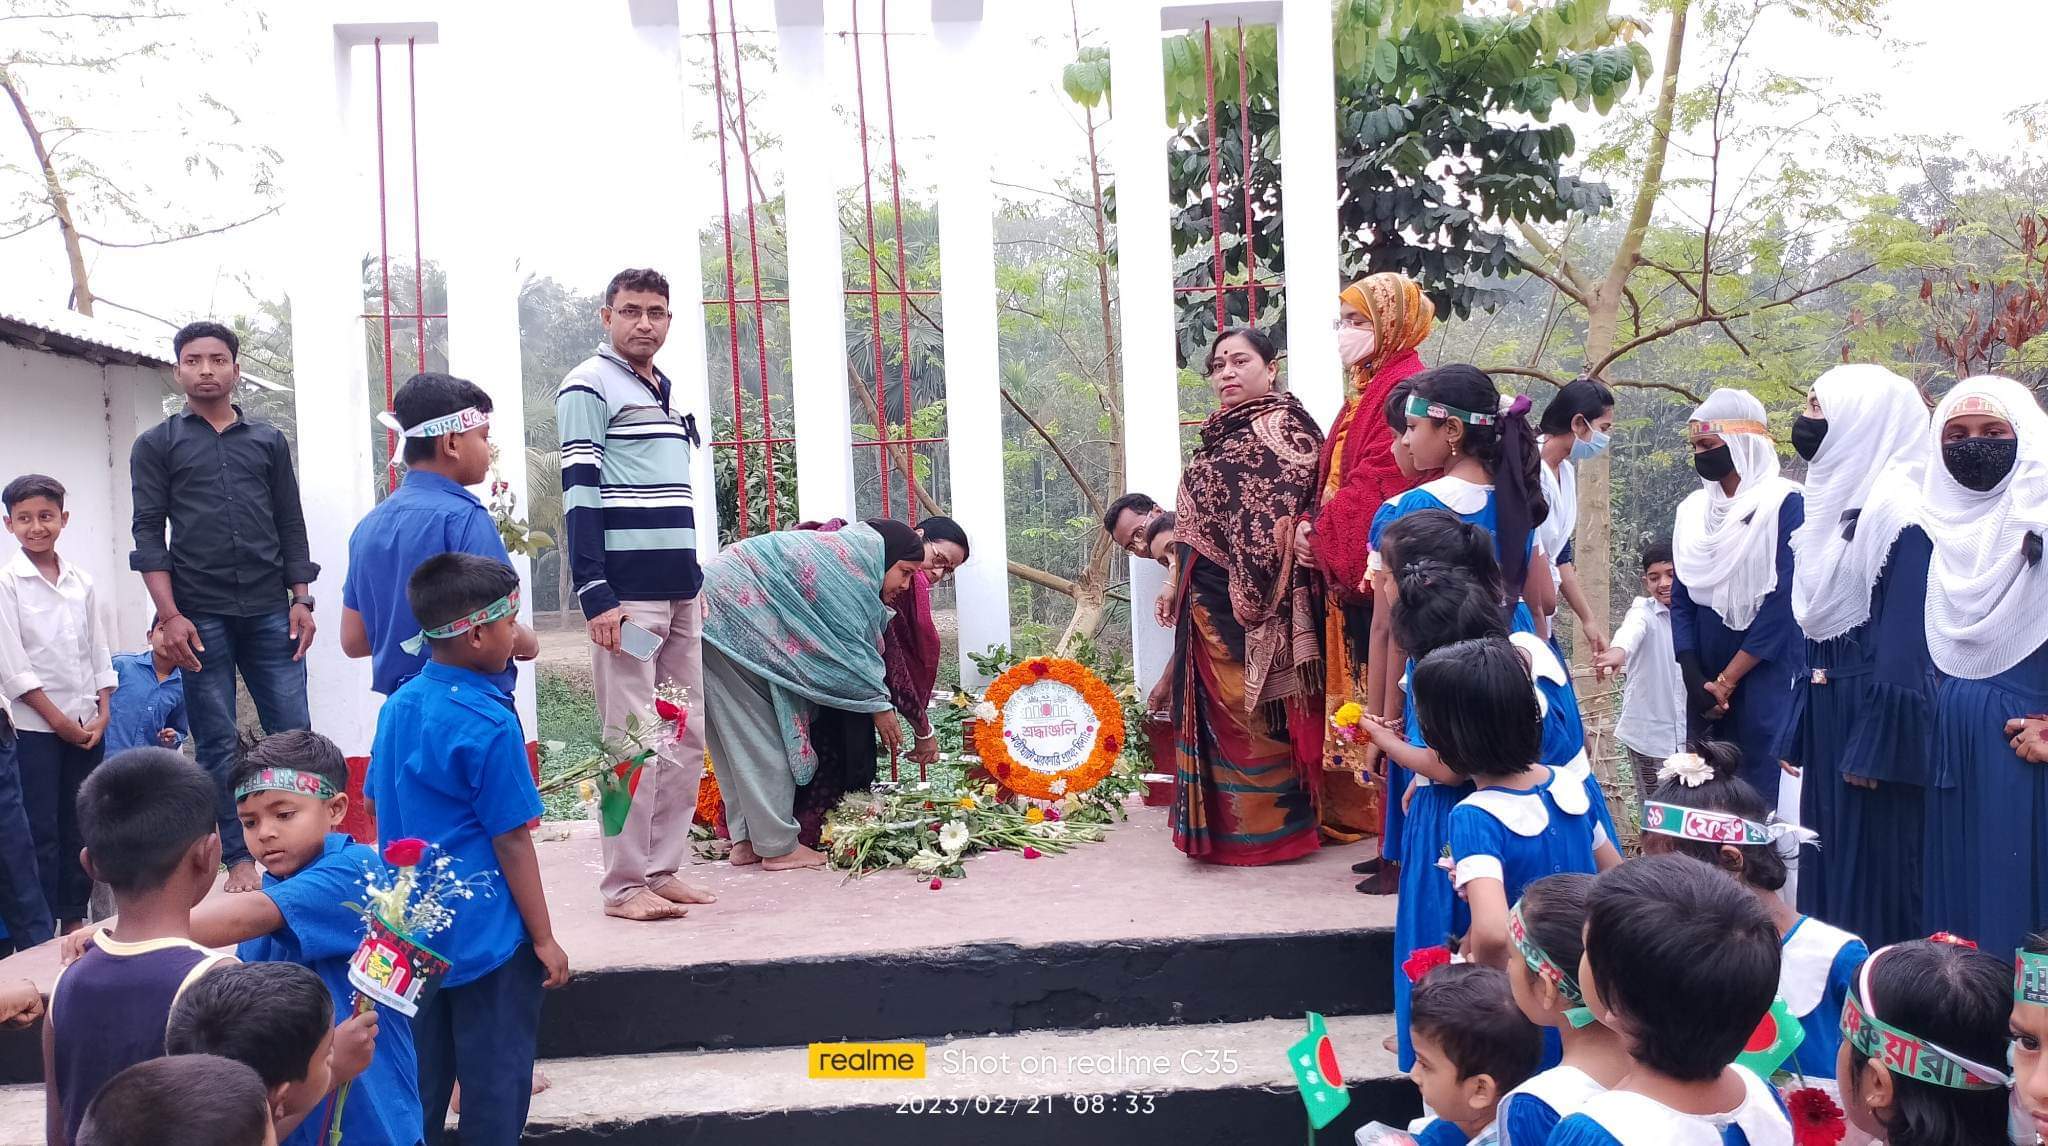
[45,747,232,1145]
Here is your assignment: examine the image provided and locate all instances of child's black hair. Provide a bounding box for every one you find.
[1517,872,1595,997]
[1537,377,1616,436]
[232,730,350,801]
[1641,538,1674,570]
[392,371,494,464]
[1384,377,1421,432]
[75,748,217,893]
[1410,365,1548,587]
[407,552,520,639]
[1412,637,1538,778]
[1392,565,1509,662]
[1380,508,1503,602]
[915,515,972,561]
[2,473,64,513]
[1645,740,1787,892]
[1849,940,2012,1146]
[1584,854,1779,1081]
[78,1054,271,1146]
[166,962,332,1089]
[1410,962,1543,1093]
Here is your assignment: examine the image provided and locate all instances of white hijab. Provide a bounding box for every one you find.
[1919,375,2048,679]
[1673,388,1800,631]
[1790,366,1929,642]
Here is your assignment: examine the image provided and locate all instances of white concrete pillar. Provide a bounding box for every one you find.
[775,0,859,524]
[443,10,538,738]
[1109,1,1181,693]
[930,1,1011,686]
[1277,0,1342,430]
[631,0,721,555]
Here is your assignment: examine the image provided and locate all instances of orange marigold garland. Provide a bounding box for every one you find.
[972,657,1124,802]
[694,754,725,829]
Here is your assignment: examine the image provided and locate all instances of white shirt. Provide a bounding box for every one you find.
[0,551,118,732]
[1535,453,1577,596]
[1611,595,1684,758]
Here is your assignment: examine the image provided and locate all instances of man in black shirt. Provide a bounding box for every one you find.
[129,321,318,893]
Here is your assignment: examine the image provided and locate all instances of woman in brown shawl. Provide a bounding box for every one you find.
[1169,327,1326,865]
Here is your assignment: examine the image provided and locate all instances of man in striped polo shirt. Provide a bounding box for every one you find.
[558,267,712,922]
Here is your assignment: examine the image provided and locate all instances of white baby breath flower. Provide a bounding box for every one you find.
[973,700,999,723]
[938,821,972,856]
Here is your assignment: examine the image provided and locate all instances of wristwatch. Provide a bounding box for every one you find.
[291,594,316,610]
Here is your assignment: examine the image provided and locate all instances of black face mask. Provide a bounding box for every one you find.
[1791,416,1828,462]
[1693,444,1737,482]
[1943,437,2019,492]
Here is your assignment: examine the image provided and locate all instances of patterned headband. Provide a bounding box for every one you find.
[1508,901,1596,1029]
[1641,801,1819,848]
[1405,393,1496,426]
[1945,394,2012,424]
[1842,951,2011,1090]
[375,406,491,439]
[2019,949,2048,1007]
[401,588,519,655]
[234,766,340,802]
[1687,418,1769,438]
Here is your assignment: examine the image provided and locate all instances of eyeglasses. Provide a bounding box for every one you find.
[610,305,672,323]
[1331,316,1373,331]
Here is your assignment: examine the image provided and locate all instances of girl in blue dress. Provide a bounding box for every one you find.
[1497,873,1630,1146]
[1784,365,1934,946]
[1672,388,1807,799]
[1551,855,1792,1146]
[1640,742,1865,1092]
[1835,938,2014,1146]
[1919,377,2048,957]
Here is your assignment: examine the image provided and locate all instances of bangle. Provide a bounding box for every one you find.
[1714,673,1730,688]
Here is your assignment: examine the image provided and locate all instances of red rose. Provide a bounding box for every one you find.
[1102,736,1119,754]
[383,838,428,868]
[1788,1087,1846,1146]
[655,698,684,723]
[1401,945,1453,984]
[929,878,943,890]
[1021,846,1042,859]
[1028,660,1049,677]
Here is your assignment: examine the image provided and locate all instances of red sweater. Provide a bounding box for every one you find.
[1311,348,1430,600]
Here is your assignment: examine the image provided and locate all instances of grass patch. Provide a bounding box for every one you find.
[536,667,602,821]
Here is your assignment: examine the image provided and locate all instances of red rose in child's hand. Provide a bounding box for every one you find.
[1787,1087,1846,1146]
[382,838,428,868]
[1401,945,1453,984]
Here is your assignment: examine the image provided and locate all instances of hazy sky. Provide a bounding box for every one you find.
[2,0,2041,345]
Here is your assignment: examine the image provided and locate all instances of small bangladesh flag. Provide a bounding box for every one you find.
[1287,1012,1350,1130]
[1735,996,1807,1078]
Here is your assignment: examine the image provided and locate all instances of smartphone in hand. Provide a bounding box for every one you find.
[618,619,661,662]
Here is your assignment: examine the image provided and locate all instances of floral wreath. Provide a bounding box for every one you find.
[972,657,1124,802]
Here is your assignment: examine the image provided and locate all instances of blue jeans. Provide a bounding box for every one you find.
[0,727,53,950]
[413,944,544,1146]
[16,730,101,923]
[184,610,310,868]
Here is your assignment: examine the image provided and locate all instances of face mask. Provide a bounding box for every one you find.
[1693,444,1736,482]
[1791,416,1828,462]
[1943,436,2020,492]
[1570,427,1610,462]
[1337,327,1374,368]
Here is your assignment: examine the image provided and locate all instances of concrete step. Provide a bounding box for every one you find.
[0,1014,1416,1146]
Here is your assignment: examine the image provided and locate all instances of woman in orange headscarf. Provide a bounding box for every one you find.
[1295,273,1436,864]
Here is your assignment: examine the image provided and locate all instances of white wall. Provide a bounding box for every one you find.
[0,344,168,650]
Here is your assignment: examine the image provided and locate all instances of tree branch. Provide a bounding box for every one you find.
[77,202,280,248]
[1598,0,1690,317]
[1484,365,1566,388]
[1590,262,1875,376]
[991,178,1093,212]
[0,10,186,22]
[1002,385,1106,521]
[1511,250,1588,307]
[1514,223,1593,298]
[1007,561,1077,595]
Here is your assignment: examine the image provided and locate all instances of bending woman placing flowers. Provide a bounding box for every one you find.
[700,519,927,870]
[1169,327,1327,866]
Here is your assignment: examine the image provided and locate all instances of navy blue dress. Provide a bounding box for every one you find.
[1672,494,1808,797]
[1924,638,2048,956]
[1790,528,1934,945]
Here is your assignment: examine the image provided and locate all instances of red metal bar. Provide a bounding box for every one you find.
[1173,282,1284,295]
[712,436,798,448]
[726,0,778,532]
[880,0,915,524]
[372,39,397,488]
[706,0,750,534]
[1202,22,1224,333]
[850,0,891,517]
[1236,21,1257,320]
[407,38,427,375]
[855,435,945,447]
[360,312,447,320]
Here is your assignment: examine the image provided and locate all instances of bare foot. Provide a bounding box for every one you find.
[728,840,760,866]
[651,879,718,905]
[761,843,828,871]
[531,1069,551,1097]
[223,861,262,893]
[603,889,688,921]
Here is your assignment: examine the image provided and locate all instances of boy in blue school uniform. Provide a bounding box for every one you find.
[341,371,537,698]
[367,552,569,1145]
[103,616,187,755]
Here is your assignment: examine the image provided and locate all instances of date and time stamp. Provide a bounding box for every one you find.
[808,1042,1246,1115]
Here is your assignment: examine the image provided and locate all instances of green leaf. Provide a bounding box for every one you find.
[1373,37,1399,84]
[1628,40,1654,85]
